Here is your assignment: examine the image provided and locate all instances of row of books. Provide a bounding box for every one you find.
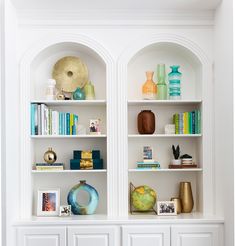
[136,161,161,169]
[173,110,201,134]
[31,103,79,135]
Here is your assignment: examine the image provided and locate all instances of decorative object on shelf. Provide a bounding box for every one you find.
[43,147,57,164]
[157,201,177,216]
[142,71,157,100]
[137,110,155,134]
[164,124,175,134]
[35,163,64,171]
[56,88,66,100]
[59,205,71,216]
[168,65,182,100]
[171,145,181,165]
[71,150,103,170]
[130,182,157,214]
[37,189,60,216]
[45,79,56,100]
[72,87,85,100]
[170,197,182,214]
[84,81,96,100]
[67,180,99,215]
[156,64,167,100]
[179,181,194,213]
[143,146,153,160]
[180,154,193,165]
[52,56,89,93]
[89,119,101,135]
[173,110,201,134]
[169,164,198,169]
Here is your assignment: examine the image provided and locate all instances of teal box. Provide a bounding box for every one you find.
[70,159,103,170]
[73,150,100,159]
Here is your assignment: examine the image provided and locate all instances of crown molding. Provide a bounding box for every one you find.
[17,9,215,28]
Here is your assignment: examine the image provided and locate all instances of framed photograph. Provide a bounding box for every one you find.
[89,119,101,135]
[59,205,71,216]
[143,146,153,160]
[37,189,60,216]
[157,201,177,216]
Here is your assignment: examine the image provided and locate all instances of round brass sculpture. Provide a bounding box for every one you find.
[52,56,89,92]
[44,147,57,164]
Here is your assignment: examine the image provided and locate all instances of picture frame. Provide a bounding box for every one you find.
[89,119,101,135]
[157,201,177,216]
[37,189,60,216]
[59,205,71,216]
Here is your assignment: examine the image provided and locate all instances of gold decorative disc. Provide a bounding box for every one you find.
[52,56,89,92]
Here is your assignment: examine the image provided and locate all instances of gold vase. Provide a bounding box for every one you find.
[179,182,194,213]
[170,197,182,214]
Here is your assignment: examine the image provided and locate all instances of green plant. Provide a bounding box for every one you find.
[172,145,180,159]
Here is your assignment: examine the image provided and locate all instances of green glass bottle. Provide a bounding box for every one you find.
[156,64,167,100]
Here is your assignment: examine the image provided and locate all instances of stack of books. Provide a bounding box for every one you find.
[173,110,201,134]
[136,146,161,169]
[31,103,79,135]
[35,163,64,171]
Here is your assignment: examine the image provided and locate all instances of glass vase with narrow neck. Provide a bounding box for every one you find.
[168,65,182,100]
[156,64,167,100]
[142,71,157,100]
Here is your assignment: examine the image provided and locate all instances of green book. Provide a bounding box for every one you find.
[175,113,179,134]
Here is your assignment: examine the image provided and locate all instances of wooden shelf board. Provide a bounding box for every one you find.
[128,134,202,138]
[32,169,107,173]
[128,100,202,105]
[128,168,203,172]
[31,134,107,138]
[31,100,106,106]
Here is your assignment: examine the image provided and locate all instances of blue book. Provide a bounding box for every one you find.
[66,113,70,135]
[63,113,66,135]
[192,111,195,134]
[59,112,62,135]
[31,104,35,135]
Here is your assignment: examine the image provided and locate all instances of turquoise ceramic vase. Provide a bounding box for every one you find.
[168,65,182,100]
[73,87,85,100]
[67,180,99,215]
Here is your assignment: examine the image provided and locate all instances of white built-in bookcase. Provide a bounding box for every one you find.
[20,34,213,220]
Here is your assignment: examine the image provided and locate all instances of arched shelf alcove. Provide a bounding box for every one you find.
[19,36,117,219]
[117,34,213,217]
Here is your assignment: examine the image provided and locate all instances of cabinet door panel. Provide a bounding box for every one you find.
[68,226,118,246]
[122,225,170,246]
[171,225,222,246]
[17,227,66,246]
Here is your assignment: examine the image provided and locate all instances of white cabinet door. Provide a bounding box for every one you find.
[122,225,170,246]
[17,227,66,246]
[68,226,118,246]
[171,225,223,246]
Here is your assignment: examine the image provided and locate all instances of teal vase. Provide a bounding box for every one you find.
[67,180,99,215]
[73,87,85,100]
[168,65,182,100]
[156,64,167,100]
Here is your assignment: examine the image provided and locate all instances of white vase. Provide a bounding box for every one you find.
[171,159,181,165]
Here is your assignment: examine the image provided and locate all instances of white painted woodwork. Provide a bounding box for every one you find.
[171,225,221,246]
[68,226,118,246]
[17,227,66,246]
[122,225,170,246]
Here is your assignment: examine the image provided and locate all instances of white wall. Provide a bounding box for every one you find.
[214,0,234,246]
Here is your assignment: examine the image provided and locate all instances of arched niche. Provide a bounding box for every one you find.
[30,42,106,100]
[127,42,202,100]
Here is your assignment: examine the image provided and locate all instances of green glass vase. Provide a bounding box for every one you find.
[156,64,167,100]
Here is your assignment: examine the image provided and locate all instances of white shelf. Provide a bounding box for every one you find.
[128,100,202,106]
[31,134,107,138]
[31,100,106,106]
[32,169,107,173]
[128,134,202,138]
[128,168,203,172]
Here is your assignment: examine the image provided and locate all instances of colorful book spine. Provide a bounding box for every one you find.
[192,111,195,134]
[31,104,35,135]
[66,113,70,135]
[197,110,201,134]
[179,113,183,134]
[70,113,74,135]
[175,113,179,134]
[183,112,187,134]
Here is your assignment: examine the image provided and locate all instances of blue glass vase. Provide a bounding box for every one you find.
[168,65,182,100]
[73,87,85,100]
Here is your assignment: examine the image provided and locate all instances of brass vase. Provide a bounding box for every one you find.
[179,182,194,213]
[170,197,182,214]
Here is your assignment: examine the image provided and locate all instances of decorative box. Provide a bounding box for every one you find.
[73,150,100,160]
[70,159,103,170]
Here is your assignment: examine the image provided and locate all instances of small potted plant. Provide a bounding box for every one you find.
[171,145,181,165]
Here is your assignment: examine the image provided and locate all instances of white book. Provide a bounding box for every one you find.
[44,106,49,135]
[40,104,45,135]
[52,111,59,135]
